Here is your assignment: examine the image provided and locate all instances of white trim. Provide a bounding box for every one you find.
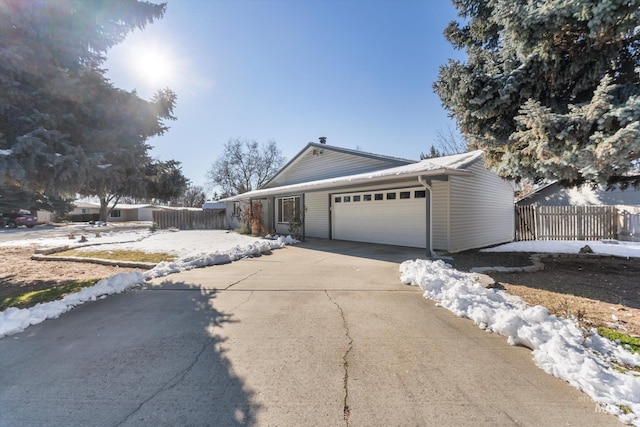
[222,151,481,202]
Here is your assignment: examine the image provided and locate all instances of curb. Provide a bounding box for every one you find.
[30,253,156,270]
[470,252,631,275]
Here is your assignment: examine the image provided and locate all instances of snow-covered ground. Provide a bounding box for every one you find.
[401,259,640,425]
[0,229,296,338]
[482,239,640,258]
[1,229,639,424]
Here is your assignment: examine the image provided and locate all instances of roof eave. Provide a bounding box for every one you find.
[221,168,473,201]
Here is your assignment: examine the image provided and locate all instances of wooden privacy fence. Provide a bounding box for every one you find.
[152,209,226,230]
[515,205,618,241]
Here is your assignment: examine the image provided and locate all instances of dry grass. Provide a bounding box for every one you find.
[51,249,175,264]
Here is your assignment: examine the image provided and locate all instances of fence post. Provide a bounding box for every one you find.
[577,206,583,240]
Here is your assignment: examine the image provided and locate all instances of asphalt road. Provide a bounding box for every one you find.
[0,240,620,426]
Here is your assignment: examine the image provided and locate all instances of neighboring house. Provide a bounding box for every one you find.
[69,201,101,218]
[34,210,56,224]
[517,182,640,206]
[68,202,170,222]
[222,142,514,253]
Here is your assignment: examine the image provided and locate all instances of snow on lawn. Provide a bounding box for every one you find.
[401,259,640,426]
[0,229,297,339]
[482,239,640,258]
[0,228,156,249]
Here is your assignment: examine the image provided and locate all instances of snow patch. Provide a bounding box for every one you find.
[0,230,298,338]
[0,272,144,338]
[400,258,640,425]
[482,240,640,258]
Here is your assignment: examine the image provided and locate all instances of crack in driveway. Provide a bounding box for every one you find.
[325,291,354,426]
[224,270,261,290]
[227,290,254,312]
[115,337,214,426]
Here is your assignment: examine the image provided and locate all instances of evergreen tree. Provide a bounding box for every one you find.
[420,145,442,160]
[434,0,640,187]
[145,160,189,204]
[0,0,174,205]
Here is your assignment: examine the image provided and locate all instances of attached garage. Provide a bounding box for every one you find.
[331,187,427,248]
[223,142,515,254]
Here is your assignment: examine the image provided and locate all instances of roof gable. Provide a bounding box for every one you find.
[223,150,484,201]
[263,143,415,189]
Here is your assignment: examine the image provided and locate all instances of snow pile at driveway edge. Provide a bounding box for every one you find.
[0,272,145,338]
[144,235,297,279]
[0,235,298,339]
[400,258,640,426]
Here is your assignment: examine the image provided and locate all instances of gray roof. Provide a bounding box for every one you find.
[222,150,482,201]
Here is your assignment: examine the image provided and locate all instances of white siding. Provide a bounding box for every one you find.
[332,187,427,248]
[304,191,330,238]
[432,180,450,250]
[448,160,515,252]
[266,149,408,188]
[225,201,246,229]
[138,208,155,222]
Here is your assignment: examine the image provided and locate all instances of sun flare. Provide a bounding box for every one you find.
[131,46,176,87]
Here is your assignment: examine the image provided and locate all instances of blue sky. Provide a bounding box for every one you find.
[105,0,466,193]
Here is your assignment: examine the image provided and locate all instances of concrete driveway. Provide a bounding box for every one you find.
[0,240,619,426]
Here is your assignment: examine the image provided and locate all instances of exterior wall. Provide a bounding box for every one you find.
[108,209,128,222]
[266,149,410,188]
[137,208,155,221]
[304,191,330,238]
[68,207,100,216]
[448,160,515,252]
[36,210,55,223]
[431,180,450,250]
[225,200,246,229]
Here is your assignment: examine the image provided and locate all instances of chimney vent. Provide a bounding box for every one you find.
[319,137,327,144]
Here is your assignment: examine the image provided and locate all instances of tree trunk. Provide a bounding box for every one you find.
[99,198,109,223]
[97,194,121,223]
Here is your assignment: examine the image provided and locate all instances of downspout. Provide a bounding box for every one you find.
[301,193,305,242]
[418,176,436,258]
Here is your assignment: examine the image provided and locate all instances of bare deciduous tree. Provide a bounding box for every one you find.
[206,138,285,197]
[420,126,469,159]
[435,125,469,156]
[180,185,207,207]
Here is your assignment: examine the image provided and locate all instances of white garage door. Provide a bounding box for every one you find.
[332,187,427,248]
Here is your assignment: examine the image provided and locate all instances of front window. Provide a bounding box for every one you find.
[278,196,301,223]
[110,210,121,218]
